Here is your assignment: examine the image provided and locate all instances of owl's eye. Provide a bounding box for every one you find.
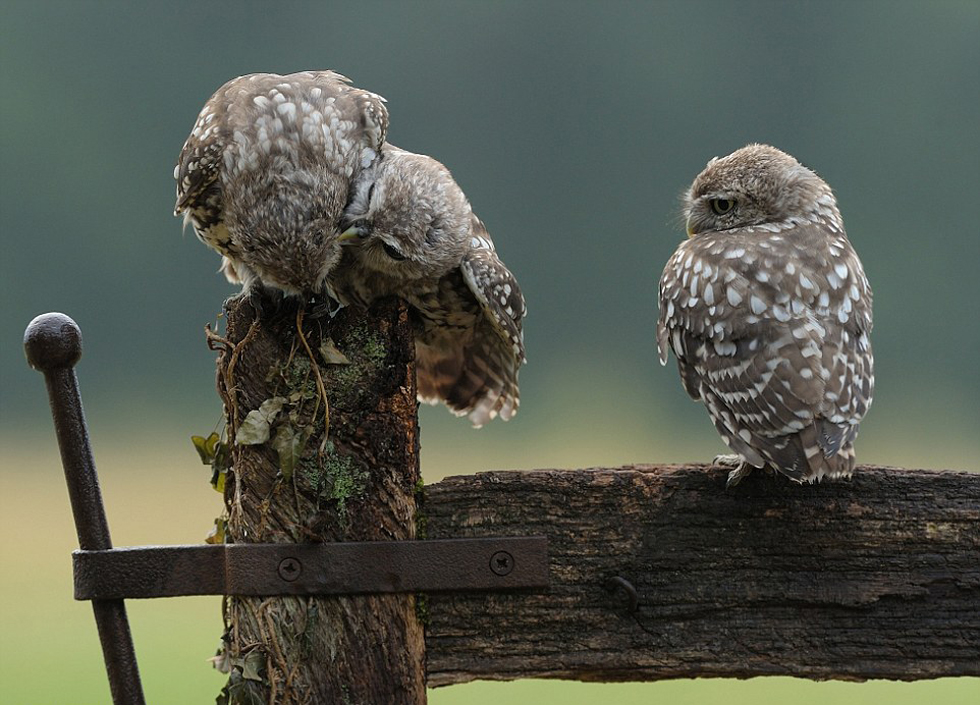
[710,198,734,215]
[382,241,407,261]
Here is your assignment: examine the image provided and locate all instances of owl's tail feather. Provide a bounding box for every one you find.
[760,422,857,484]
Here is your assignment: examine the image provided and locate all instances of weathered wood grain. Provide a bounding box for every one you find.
[424,465,980,685]
[216,295,425,704]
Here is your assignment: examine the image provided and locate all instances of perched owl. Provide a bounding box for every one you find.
[335,145,526,427]
[174,70,388,297]
[657,144,874,485]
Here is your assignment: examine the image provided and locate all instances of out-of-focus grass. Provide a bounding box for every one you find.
[1,415,977,704]
[429,678,980,705]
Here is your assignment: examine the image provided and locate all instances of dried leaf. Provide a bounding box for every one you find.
[272,423,307,482]
[235,397,286,445]
[205,517,227,545]
[208,645,232,674]
[319,338,351,365]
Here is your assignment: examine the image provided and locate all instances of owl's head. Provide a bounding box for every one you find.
[683,144,837,237]
[227,169,345,296]
[339,147,473,283]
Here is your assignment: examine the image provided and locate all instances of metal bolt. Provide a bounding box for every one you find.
[604,575,639,613]
[278,557,302,582]
[490,550,514,576]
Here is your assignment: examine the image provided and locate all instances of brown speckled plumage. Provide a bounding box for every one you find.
[174,70,388,296]
[658,144,874,485]
[336,146,526,427]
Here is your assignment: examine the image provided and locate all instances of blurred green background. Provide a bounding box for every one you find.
[1,1,977,703]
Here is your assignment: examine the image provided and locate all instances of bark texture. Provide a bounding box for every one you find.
[424,464,980,685]
[213,295,424,705]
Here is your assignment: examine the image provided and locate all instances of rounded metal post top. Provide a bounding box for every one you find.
[24,312,83,371]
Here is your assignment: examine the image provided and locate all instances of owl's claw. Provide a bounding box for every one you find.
[246,286,289,320]
[725,464,754,488]
[712,453,742,468]
[309,294,344,320]
[711,454,753,487]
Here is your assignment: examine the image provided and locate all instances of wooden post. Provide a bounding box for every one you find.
[212,295,425,704]
[423,465,980,684]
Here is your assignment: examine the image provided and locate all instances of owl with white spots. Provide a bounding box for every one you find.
[657,144,874,485]
[174,70,388,297]
[336,145,526,427]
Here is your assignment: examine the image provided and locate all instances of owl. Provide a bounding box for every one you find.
[174,70,388,297]
[335,145,526,427]
[657,144,874,485]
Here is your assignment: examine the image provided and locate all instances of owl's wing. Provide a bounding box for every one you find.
[174,85,231,235]
[461,217,526,363]
[439,217,525,426]
[657,247,708,401]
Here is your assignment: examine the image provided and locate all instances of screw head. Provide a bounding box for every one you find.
[278,557,302,582]
[490,550,514,576]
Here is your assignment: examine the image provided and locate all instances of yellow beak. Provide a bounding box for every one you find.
[686,220,695,238]
[338,226,362,244]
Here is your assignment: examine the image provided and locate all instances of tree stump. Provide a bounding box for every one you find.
[211,295,424,704]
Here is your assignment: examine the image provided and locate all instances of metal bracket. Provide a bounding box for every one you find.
[74,537,548,600]
[26,312,550,705]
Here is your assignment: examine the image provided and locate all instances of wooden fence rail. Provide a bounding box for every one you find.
[425,465,980,685]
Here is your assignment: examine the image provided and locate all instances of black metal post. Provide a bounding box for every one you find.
[24,312,146,705]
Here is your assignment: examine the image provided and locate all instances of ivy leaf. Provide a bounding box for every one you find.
[241,649,265,682]
[210,439,231,493]
[191,432,220,464]
[272,423,307,482]
[235,397,286,445]
[212,467,226,494]
[319,338,351,365]
[219,671,264,705]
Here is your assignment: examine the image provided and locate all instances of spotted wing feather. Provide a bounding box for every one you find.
[421,218,525,427]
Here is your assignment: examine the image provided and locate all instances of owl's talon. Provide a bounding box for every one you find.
[725,464,754,488]
[309,295,344,320]
[713,454,752,487]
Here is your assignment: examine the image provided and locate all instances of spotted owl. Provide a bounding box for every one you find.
[174,70,388,297]
[657,144,874,485]
[335,145,526,427]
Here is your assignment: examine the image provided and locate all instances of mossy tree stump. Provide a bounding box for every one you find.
[211,295,424,704]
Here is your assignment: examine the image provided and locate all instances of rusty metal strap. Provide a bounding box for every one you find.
[73,537,548,600]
